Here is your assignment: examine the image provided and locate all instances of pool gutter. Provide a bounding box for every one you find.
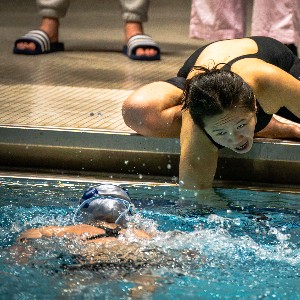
[0,125,299,186]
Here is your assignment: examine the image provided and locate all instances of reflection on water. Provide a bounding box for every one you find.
[0,177,299,299]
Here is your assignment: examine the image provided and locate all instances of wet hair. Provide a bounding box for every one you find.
[181,65,255,128]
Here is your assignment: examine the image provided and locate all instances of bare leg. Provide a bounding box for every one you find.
[122,81,183,137]
[124,22,158,58]
[15,18,158,58]
[15,17,59,51]
[255,115,300,140]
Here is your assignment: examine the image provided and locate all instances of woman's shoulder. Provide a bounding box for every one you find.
[234,59,294,114]
[231,58,270,89]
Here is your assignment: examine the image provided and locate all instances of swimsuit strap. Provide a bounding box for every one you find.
[97,225,123,237]
[221,54,257,71]
[221,36,267,71]
[85,225,122,241]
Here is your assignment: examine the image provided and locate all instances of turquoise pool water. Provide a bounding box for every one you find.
[0,176,299,299]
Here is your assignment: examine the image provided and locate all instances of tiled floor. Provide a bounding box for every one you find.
[0,84,133,131]
[0,0,201,132]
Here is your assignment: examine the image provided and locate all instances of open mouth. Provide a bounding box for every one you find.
[235,141,248,151]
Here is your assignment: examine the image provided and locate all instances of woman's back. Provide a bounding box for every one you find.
[182,37,297,80]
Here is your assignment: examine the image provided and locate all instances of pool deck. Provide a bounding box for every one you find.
[0,0,299,189]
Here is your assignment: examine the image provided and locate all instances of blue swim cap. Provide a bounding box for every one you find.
[74,184,134,225]
[81,184,131,202]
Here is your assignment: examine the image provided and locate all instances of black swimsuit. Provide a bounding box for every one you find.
[166,36,300,143]
[85,225,123,241]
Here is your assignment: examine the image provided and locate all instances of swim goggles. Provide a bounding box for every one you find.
[73,185,135,224]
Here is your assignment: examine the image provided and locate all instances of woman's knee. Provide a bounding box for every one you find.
[122,82,183,136]
[122,92,158,135]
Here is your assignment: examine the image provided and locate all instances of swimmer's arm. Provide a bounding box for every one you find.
[16,226,70,242]
[246,61,300,117]
[179,110,218,190]
[17,228,44,241]
[17,224,102,242]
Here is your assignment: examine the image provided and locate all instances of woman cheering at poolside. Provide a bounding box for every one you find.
[122,36,300,190]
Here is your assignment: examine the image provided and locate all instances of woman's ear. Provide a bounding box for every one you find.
[253,95,257,107]
[254,98,258,125]
[254,111,258,125]
[254,96,258,113]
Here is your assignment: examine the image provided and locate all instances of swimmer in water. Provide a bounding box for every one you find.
[14,184,195,270]
[15,184,153,255]
[11,184,165,297]
[8,184,206,297]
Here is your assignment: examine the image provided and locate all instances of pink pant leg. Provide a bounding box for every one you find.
[189,0,247,41]
[251,0,300,44]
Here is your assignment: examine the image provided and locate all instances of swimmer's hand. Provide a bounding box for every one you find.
[17,228,43,241]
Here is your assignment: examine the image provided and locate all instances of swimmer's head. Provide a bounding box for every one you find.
[74,184,134,225]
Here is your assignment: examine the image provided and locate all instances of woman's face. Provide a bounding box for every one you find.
[204,107,257,153]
